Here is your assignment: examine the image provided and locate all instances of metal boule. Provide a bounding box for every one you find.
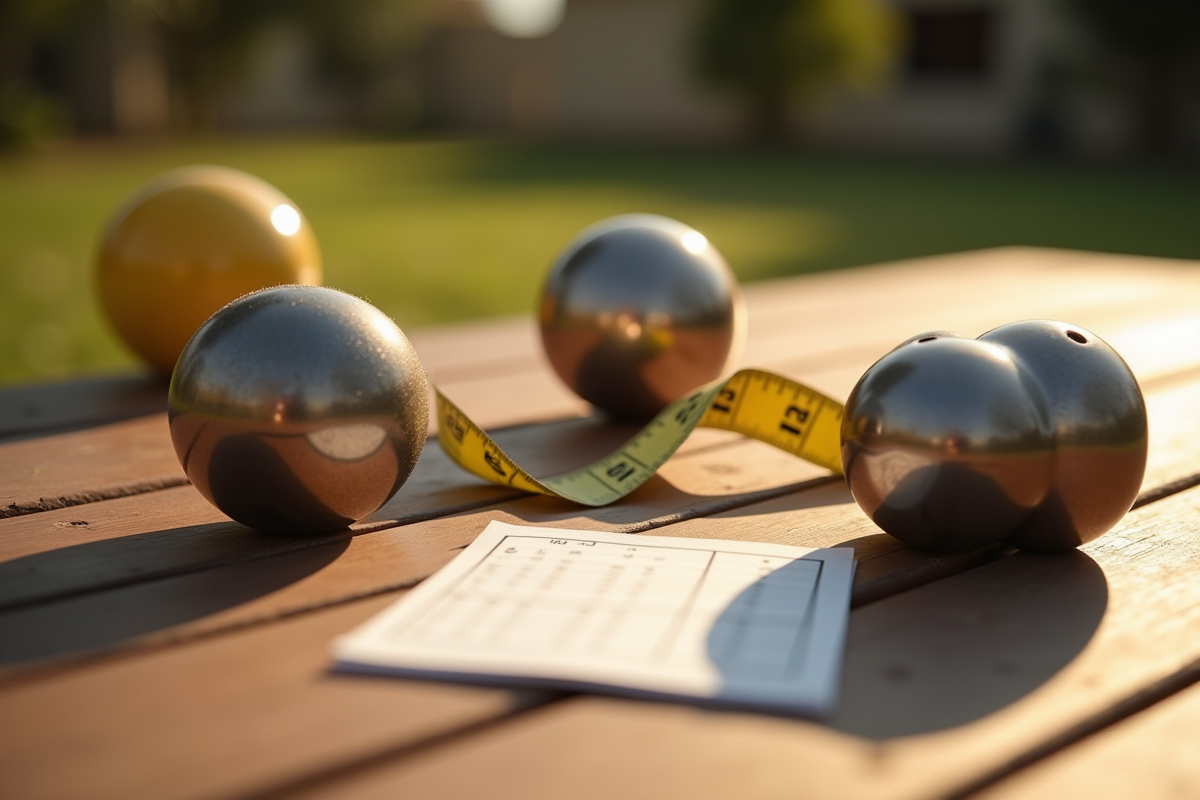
[980,320,1148,551]
[841,321,1146,553]
[539,214,745,420]
[168,285,428,536]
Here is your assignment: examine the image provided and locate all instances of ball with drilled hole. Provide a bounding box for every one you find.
[97,165,322,375]
[168,286,427,536]
[840,320,1147,553]
[539,214,745,419]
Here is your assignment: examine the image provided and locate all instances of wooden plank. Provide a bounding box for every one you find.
[0,593,553,800]
[0,414,186,518]
[0,409,802,610]
[3,249,1199,799]
[437,248,1200,429]
[6,247,1199,514]
[18,341,1200,612]
[973,669,1200,799]
[0,484,999,797]
[407,315,541,382]
[0,372,166,441]
[1,363,1196,718]
[4,464,1198,800]
[4,335,1200,665]
[0,426,546,610]
[0,435,831,670]
[278,484,1200,800]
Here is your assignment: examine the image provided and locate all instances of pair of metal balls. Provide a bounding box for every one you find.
[841,321,1148,553]
[158,207,736,534]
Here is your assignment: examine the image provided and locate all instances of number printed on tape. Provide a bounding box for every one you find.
[436,369,844,507]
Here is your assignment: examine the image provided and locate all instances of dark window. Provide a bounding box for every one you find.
[907,10,993,79]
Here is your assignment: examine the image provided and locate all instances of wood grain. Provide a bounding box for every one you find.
[5,474,1197,800]
[0,435,832,671]
[0,593,553,800]
[1,404,1197,793]
[6,247,1199,513]
[279,484,1200,800]
[0,414,186,518]
[4,248,1200,800]
[975,664,1200,799]
[0,372,167,441]
[4,354,1199,624]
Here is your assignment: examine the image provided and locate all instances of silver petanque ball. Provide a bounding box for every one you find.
[980,320,1148,551]
[841,321,1146,553]
[539,214,745,419]
[168,285,429,536]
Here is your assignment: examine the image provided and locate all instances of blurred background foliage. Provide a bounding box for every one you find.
[693,0,901,142]
[1,0,1199,384]
[0,0,437,142]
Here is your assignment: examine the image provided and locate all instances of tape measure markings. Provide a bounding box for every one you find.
[435,368,844,507]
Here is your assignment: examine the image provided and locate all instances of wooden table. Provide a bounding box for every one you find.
[3,247,1200,800]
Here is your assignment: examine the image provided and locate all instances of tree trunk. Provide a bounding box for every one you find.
[1133,59,1179,156]
[749,87,790,145]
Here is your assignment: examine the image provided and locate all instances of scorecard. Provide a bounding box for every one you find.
[333,521,855,716]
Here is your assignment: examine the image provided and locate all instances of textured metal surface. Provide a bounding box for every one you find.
[168,286,428,535]
[539,214,744,419]
[842,320,1147,553]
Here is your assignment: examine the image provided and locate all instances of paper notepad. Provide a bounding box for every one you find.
[333,521,855,716]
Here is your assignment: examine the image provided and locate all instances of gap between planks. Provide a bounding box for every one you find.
[4,357,1199,624]
[968,654,1200,799]
[4,472,1199,800]
[0,247,1083,440]
[0,410,1195,800]
[2,247,1200,796]
[253,483,1200,800]
[5,245,1198,515]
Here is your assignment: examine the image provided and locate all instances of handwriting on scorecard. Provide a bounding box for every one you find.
[333,521,856,717]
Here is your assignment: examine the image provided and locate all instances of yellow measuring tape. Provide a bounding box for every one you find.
[437,368,844,506]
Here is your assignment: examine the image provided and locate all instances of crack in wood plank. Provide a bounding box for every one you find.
[946,655,1200,800]
[0,476,191,519]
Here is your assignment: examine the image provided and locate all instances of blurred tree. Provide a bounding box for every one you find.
[0,0,435,138]
[107,0,435,132]
[1064,0,1200,154]
[692,0,900,143]
[0,0,94,145]
[295,0,435,130]
[108,0,293,131]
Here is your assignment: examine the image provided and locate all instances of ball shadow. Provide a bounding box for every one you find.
[830,549,1108,739]
[0,529,351,666]
[699,548,1106,736]
[0,372,167,442]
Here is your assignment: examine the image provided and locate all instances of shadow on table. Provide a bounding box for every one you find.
[499,471,847,536]
[0,372,167,442]
[829,548,1107,739]
[0,529,350,666]
[693,547,1106,738]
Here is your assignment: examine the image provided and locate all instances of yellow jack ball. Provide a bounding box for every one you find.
[96,165,322,375]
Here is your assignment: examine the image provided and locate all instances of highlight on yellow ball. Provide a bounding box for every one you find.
[95,165,322,375]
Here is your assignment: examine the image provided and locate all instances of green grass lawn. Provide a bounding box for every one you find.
[1,136,1198,385]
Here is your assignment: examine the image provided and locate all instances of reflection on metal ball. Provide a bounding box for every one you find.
[841,320,1147,553]
[539,214,745,419]
[168,286,428,535]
